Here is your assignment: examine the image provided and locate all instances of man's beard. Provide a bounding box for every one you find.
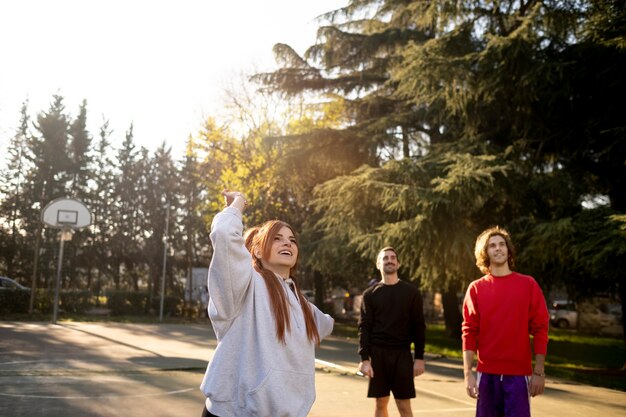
[383,264,397,274]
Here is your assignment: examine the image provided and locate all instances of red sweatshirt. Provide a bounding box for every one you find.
[462,271,549,375]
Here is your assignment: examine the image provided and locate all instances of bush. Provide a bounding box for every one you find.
[59,290,93,313]
[106,291,149,315]
[105,291,181,317]
[1,288,185,318]
[150,295,182,317]
[0,290,30,314]
[29,289,93,314]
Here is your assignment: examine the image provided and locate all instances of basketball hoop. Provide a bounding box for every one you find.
[42,198,92,229]
[41,198,92,324]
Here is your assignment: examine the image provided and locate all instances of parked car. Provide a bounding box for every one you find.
[549,300,578,329]
[579,302,622,330]
[0,276,29,291]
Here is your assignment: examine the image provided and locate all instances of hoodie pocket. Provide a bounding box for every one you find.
[246,369,315,417]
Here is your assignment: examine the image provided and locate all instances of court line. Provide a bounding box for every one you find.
[0,388,195,400]
[414,408,475,413]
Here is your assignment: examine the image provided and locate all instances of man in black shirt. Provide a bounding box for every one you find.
[358,246,426,417]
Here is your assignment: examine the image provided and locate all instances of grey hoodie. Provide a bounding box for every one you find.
[200,207,334,417]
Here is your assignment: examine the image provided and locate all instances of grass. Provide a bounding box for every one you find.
[333,321,626,391]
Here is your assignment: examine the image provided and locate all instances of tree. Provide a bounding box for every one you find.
[64,100,95,289]
[254,0,469,318]
[67,100,92,196]
[24,95,73,290]
[142,143,179,305]
[0,102,31,279]
[255,0,437,162]
[177,135,208,305]
[86,119,116,298]
[313,142,513,335]
[110,125,144,291]
[261,0,626,338]
[391,0,626,331]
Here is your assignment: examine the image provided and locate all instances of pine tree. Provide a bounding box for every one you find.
[262,0,626,336]
[0,102,31,280]
[111,125,143,291]
[87,119,116,297]
[142,143,179,307]
[65,100,94,289]
[24,95,72,290]
[177,135,211,306]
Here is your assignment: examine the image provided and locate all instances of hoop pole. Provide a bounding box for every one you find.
[159,204,170,322]
[52,231,67,324]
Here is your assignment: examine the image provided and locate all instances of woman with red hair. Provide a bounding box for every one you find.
[200,190,334,417]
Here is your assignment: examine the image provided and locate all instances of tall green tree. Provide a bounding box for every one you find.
[110,125,144,291]
[263,0,626,336]
[67,100,92,196]
[86,119,116,297]
[177,135,212,304]
[24,95,73,290]
[0,102,31,280]
[391,0,626,329]
[255,0,462,315]
[143,143,179,305]
[64,100,95,289]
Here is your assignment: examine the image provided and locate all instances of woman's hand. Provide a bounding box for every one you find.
[222,190,248,212]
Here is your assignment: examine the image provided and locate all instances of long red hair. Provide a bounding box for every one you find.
[249,220,320,345]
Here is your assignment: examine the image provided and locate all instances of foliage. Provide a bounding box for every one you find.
[0,290,31,314]
[520,208,626,298]
[313,143,514,290]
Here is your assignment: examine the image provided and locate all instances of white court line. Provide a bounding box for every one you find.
[0,359,63,365]
[0,388,195,400]
[414,408,475,413]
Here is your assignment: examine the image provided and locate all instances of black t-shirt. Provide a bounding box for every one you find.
[358,280,426,360]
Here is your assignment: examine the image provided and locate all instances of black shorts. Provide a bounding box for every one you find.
[367,345,416,399]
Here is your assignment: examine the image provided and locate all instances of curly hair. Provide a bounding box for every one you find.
[474,226,516,274]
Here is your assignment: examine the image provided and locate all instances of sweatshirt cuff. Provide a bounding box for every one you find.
[223,205,243,219]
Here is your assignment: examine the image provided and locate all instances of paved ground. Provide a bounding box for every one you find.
[0,321,624,416]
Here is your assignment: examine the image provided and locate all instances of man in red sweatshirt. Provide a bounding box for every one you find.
[462,226,549,417]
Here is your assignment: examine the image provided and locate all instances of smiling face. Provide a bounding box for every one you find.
[486,235,509,269]
[261,225,298,277]
[376,248,400,276]
[474,227,516,274]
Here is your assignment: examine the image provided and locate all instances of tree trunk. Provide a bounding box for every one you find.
[618,278,626,369]
[442,287,463,340]
[28,223,43,315]
[402,126,410,158]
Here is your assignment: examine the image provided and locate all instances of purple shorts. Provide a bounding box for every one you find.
[476,373,530,417]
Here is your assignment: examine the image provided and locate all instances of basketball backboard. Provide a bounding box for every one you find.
[42,198,92,229]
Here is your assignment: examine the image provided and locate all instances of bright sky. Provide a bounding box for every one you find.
[0,0,345,158]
